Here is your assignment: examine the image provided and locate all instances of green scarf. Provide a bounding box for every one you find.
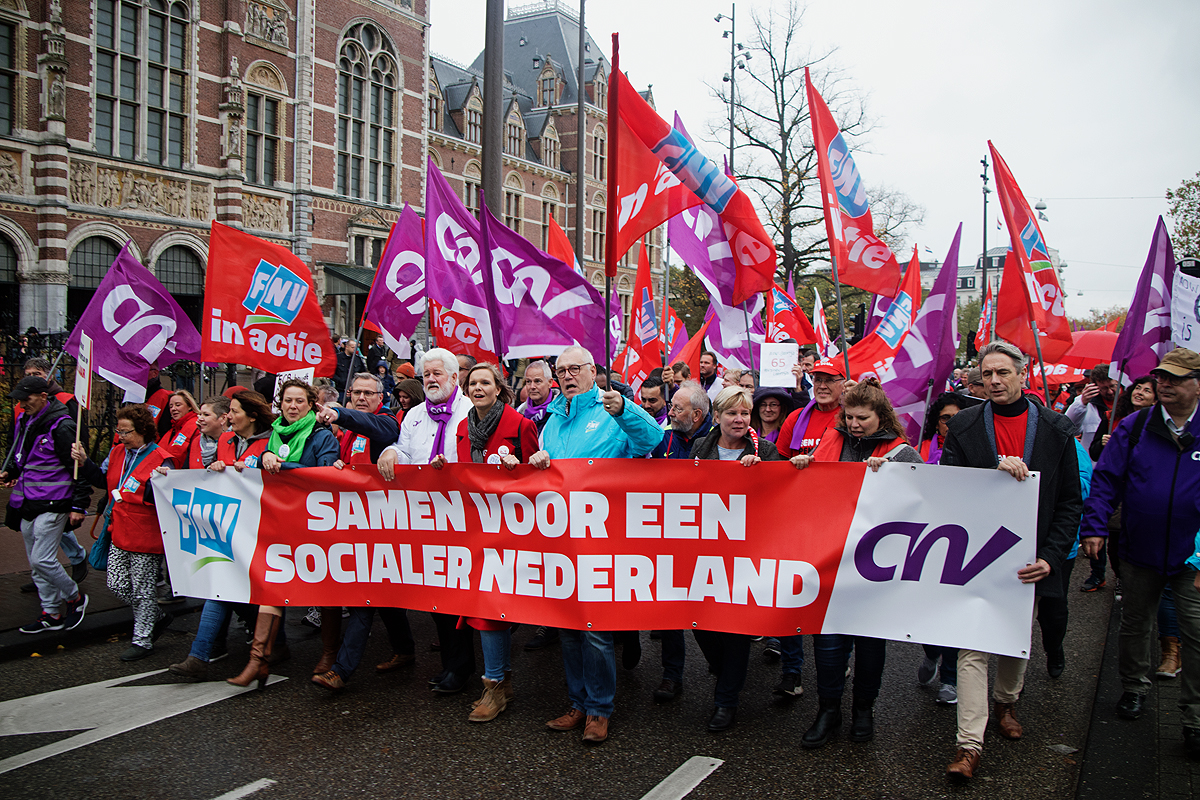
[268,409,317,463]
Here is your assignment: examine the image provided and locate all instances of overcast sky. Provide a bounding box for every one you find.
[430,0,1200,318]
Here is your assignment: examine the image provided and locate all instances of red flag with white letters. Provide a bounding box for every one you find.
[621,242,662,397]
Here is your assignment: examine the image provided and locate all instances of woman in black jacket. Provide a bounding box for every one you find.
[688,386,782,732]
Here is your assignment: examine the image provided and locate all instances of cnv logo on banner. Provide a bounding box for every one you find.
[173,487,241,571]
[243,260,309,325]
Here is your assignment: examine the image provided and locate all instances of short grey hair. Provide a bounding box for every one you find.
[979,341,1027,370]
[558,344,594,366]
[420,347,460,377]
[673,380,710,416]
[350,372,384,393]
[712,386,753,417]
[524,360,552,381]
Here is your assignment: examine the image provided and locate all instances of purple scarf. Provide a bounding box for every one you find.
[924,435,944,465]
[426,386,459,458]
[521,391,555,424]
[788,400,819,451]
[762,427,780,444]
[653,406,669,425]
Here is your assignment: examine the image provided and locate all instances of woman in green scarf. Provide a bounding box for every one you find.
[228,379,339,689]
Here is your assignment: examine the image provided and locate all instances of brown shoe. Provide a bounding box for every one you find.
[468,678,507,723]
[946,748,980,781]
[376,653,416,673]
[583,715,609,745]
[993,702,1023,739]
[311,670,345,691]
[546,708,585,731]
[168,655,208,681]
[1158,636,1182,677]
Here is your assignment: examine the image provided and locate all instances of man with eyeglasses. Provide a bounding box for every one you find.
[311,371,414,689]
[775,356,849,458]
[1080,347,1200,760]
[528,345,664,745]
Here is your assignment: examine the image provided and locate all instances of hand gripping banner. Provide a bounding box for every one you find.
[155,460,1039,658]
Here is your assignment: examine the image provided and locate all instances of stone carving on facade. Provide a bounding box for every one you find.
[121,173,166,213]
[69,160,96,204]
[39,0,69,124]
[244,193,286,232]
[190,183,211,220]
[163,180,187,218]
[245,1,290,49]
[0,151,21,194]
[222,57,245,161]
[96,168,122,208]
[247,62,285,93]
[46,75,66,119]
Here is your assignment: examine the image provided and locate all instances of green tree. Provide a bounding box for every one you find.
[1167,170,1200,257]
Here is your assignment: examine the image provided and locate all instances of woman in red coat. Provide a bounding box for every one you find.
[158,390,200,463]
[432,362,538,723]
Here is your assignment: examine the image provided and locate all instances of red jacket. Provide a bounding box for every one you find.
[453,404,540,466]
[107,443,171,553]
[158,412,199,462]
[145,388,172,423]
[216,431,270,468]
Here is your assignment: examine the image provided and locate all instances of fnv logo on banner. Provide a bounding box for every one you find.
[242,260,309,325]
[155,470,265,604]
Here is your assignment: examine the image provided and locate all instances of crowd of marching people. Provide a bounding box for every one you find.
[6,335,1200,781]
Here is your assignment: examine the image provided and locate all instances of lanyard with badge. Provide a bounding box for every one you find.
[113,444,151,503]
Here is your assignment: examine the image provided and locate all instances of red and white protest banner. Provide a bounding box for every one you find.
[156,460,1038,657]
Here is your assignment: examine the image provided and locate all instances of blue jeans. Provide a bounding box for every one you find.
[922,643,959,685]
[333,607,416,681]
[60,531,85,565]
[480,628,512,681]
[693,630,751,707]
[660,630,685,682]
[191,599,234,661]
[778,634,804,673]
[1160,585,1180,639]
[560,630,616,718]
[814,633,886,701]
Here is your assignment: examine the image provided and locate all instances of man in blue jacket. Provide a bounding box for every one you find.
[1080,347,1200,759]
[529,345,663,745]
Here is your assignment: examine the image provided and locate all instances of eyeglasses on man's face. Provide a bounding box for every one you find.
[555,364,587,379]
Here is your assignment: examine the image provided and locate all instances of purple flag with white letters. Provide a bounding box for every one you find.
[362,204,425,359]
[879,225,962,444]
[478,200,609,363]
[64,243,201,402]
[1111,216,1175,387]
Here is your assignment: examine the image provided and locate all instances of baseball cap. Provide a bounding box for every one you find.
[967,368,983,386]
[9,376,50,400]
[810,356,846,378]
[1153,348,1200,378]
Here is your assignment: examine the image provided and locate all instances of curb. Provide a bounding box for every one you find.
[0,597,204,662]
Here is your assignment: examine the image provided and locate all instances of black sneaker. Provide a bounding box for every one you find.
[524,626,559,651]
[20,581,36,593]
[209,641,229,662]
[63,592,89,631]
[763,637,782,661]
[120,644,154,662]
[1081,575,1106,592]
[19,612,65,634]
[773,671,803,697]
[71,561,89,584]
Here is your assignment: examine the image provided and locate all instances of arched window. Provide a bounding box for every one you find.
[155,243,204,327]
[337,22,397,204]
[0,234,15,284]
[537,66,556,107]
[68,236,121,327]
[541,124,560,170]
[592,124,606,180]
[504,108,524,157]
[463,161,481,215]
[96,0,192,166]
[464,95,482,144]
[0,235,17,332]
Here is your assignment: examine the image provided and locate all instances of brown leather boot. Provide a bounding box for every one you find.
[312,608,342,675]
[1158,636,1182,678]
[546,708,584,731]
[993,701,1023,739]
[946,748,980,781]
[168,655,208,680]
[583,715,609,744]
[473,671,514,709]
[469,678,507,723]
[228,612,279,689]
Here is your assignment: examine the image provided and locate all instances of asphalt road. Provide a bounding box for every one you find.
[0,576,1112,800]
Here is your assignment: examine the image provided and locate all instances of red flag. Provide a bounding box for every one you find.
[660,304,688,364]
[846,248,923,378]
[620,242,662,397]
[546,214,580,273]
[813,289,836,358]
[1104,315,1123,332]
[995,250,1043,356]
[767,282,818,344]
[806,68,903,297]
[609,56,775,303]
[430,299,496,364]
[203,222,336,376]
[678,315,714,378]
[974,281,993,353]
[988,141,1073,361]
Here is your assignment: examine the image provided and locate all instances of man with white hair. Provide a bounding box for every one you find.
[378,348,474,694]
[530,344,664,745]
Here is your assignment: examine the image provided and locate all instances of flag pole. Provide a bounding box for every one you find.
[742,305,757,374]
[1029,321,1050,405]
[603,33,620,380]
[829,254,853,379]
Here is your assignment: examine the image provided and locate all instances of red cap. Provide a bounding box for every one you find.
[810,356,846,378]
[222,385,249,399]
[395,362,415,378]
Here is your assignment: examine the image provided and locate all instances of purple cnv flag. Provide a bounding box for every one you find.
[64,243,201,402]
[609,291,624,360]
[478,199,608,363]
[424,158,496,354]
[880,224,962,444]
[363,204,425,359]
[1111,216,1174,387]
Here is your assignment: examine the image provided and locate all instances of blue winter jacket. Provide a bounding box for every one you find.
[540,385,665,459]
[1081,405,1200,576]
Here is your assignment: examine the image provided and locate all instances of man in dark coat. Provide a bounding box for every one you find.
[939,341,1081,782]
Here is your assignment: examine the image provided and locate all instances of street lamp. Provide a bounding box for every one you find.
[980,155,993,341]
[714,5,748,174]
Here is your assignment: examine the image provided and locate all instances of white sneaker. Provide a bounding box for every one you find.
[917,656,939,685]
[937,683,958,705]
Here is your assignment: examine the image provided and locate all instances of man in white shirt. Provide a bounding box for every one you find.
[1065,364,1116,454]
[378,348,473,694]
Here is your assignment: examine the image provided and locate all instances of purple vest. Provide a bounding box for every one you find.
[9,411,73,509]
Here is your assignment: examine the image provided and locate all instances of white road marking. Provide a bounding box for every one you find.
[0,669,287,775]
[210,778,278,800]
[639,756,724,800]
